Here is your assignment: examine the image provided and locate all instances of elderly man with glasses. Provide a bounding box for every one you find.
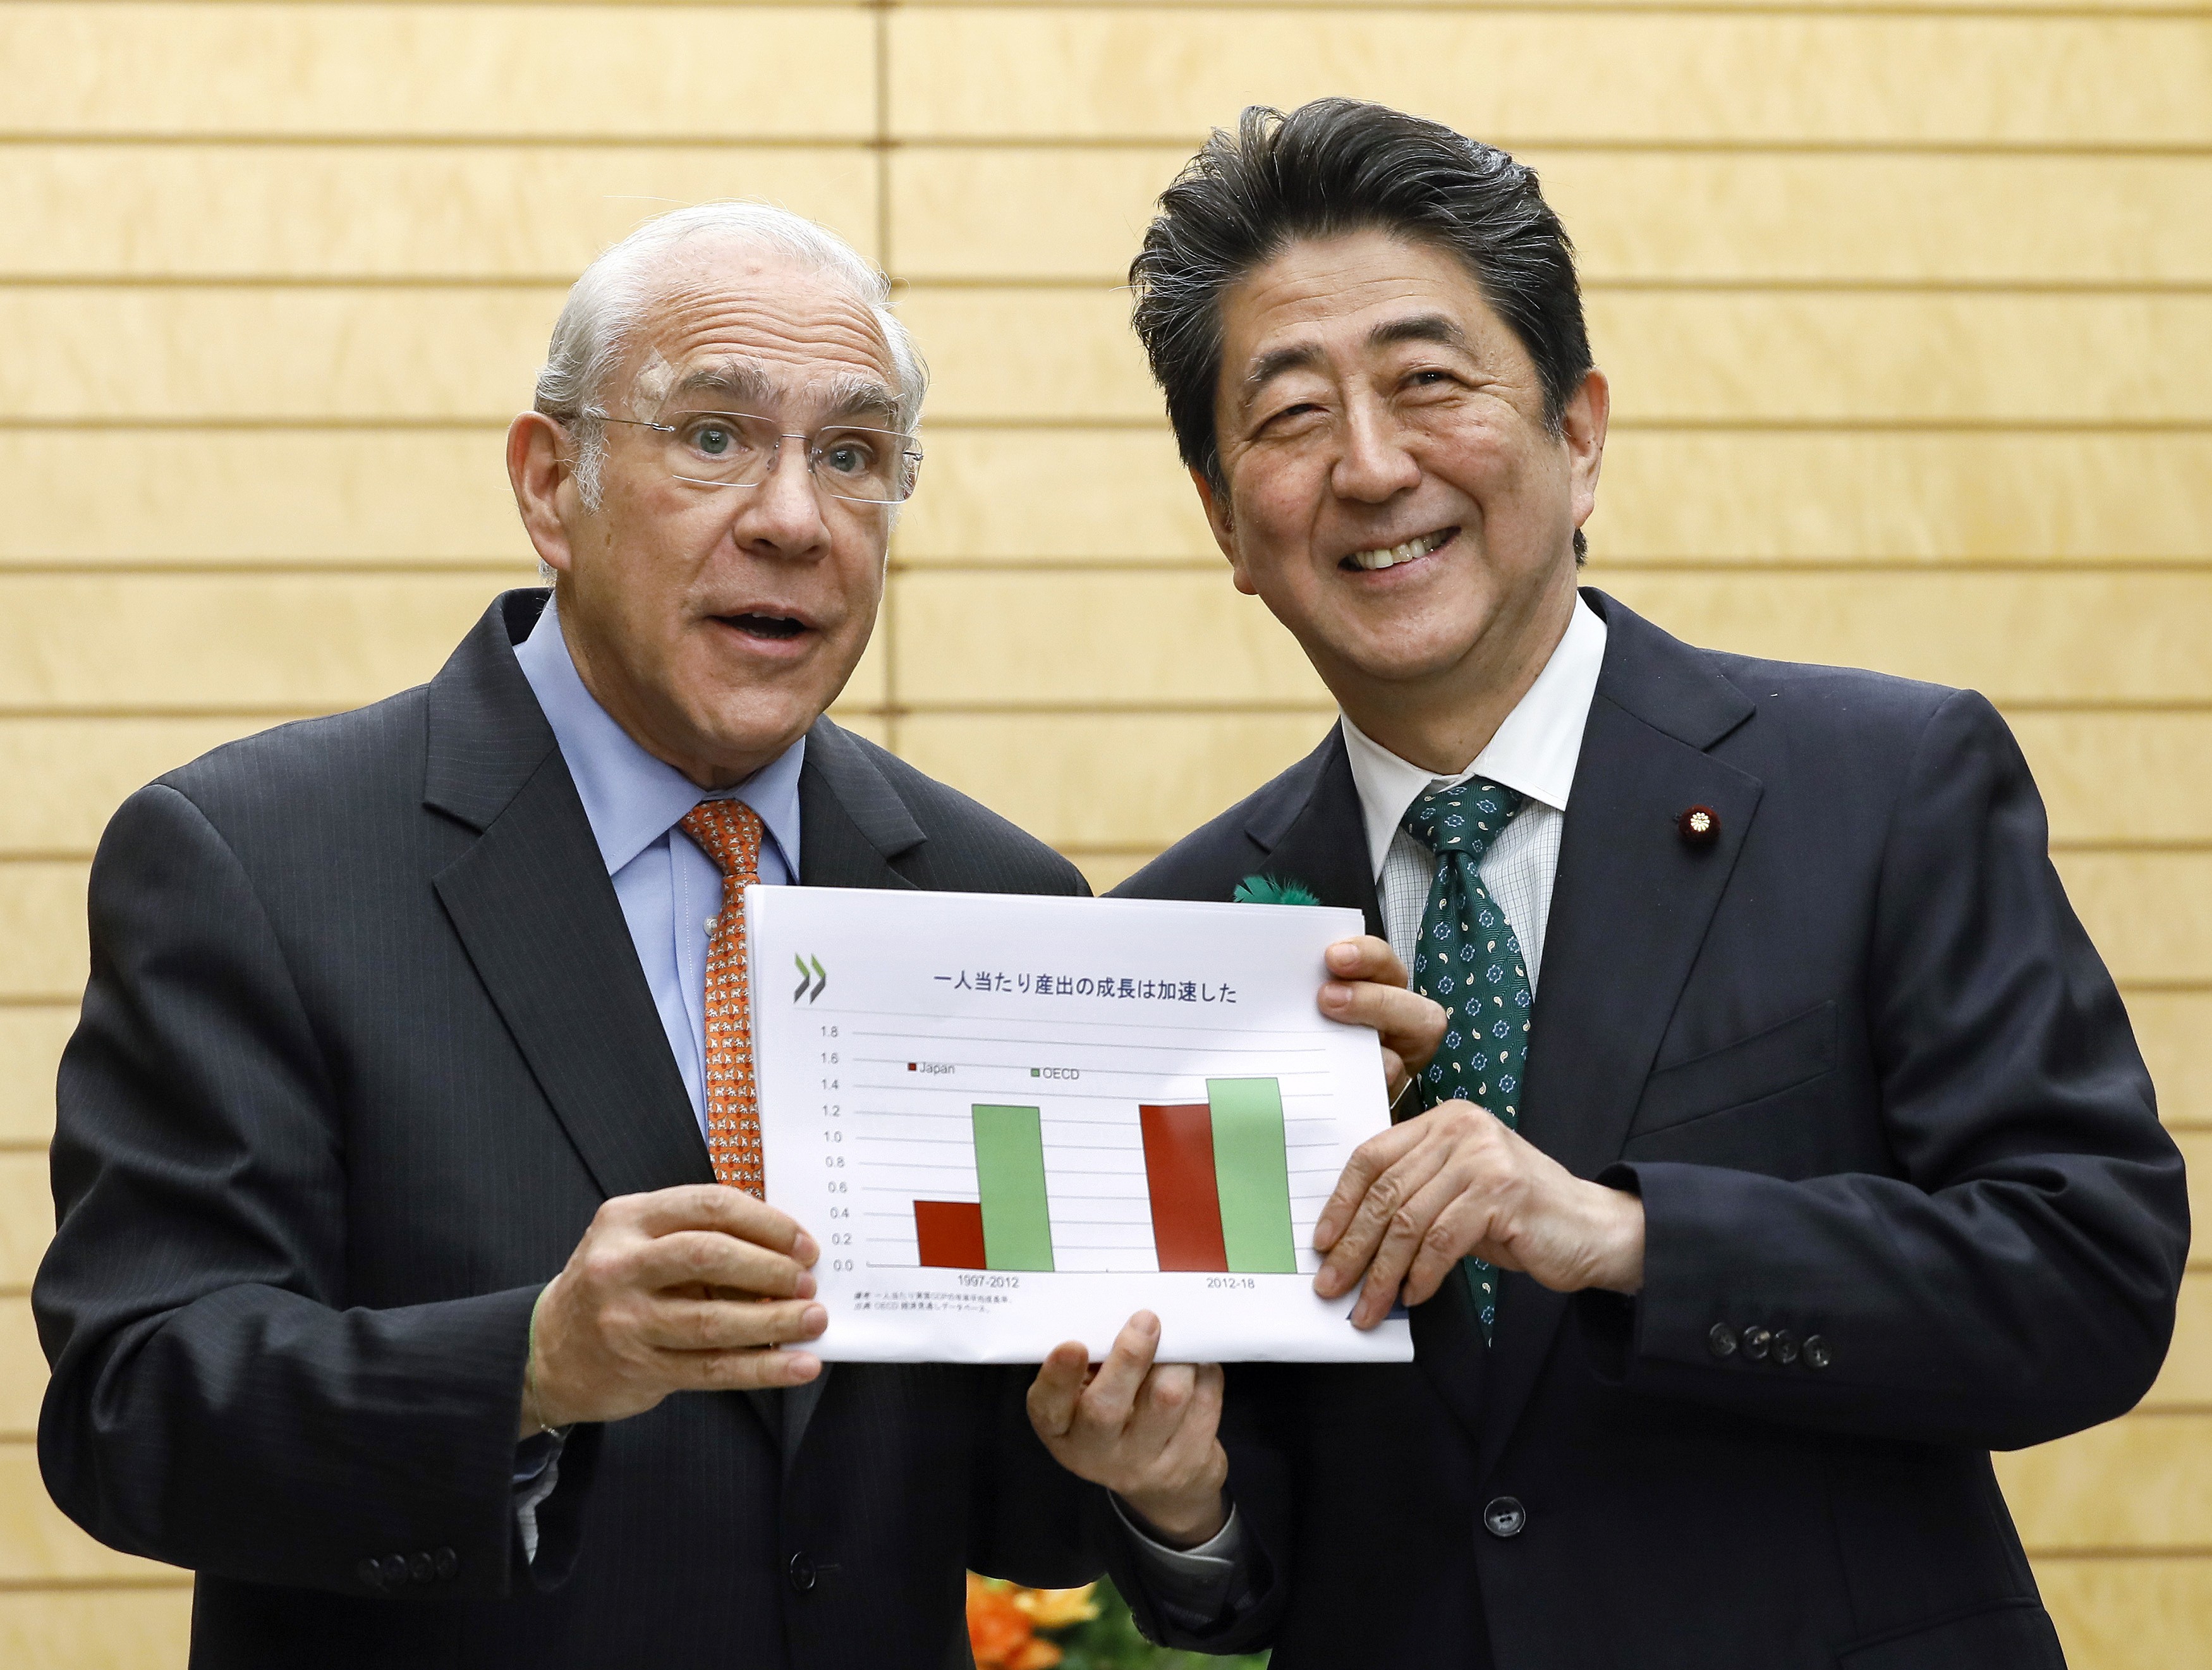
[36,203,1129,1670]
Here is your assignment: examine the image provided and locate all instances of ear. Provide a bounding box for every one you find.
[507,411,581,576]
[1561,366,1610,540]
[1190,466,1260,597]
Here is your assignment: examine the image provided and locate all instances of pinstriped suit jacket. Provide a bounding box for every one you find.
[37,590,1099,1669]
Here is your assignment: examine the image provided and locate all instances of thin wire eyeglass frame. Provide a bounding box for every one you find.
[578,408,924,506]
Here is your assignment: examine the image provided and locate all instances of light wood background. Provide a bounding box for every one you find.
[1,1,2207,1663]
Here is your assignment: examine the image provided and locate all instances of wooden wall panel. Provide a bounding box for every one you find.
[892,571,1332,706]
[1593,571,2212,704]
[0,289,561,422]
[2148,1278,2212,1410]
[1589,434,2212,566]
[0,866,90,1006]
[2037,1561,2212,1670]
[896,712,1332,850]
[0,720,272,854]
[0,144,879,279]
[892,429,1214,564]
[0,4,873,138]
[0,1445,186,1582]
[0,1588,195,1667]
[0,574,518,710]
[0,1009,72,1147]
[0,1303,43,1439]
[2052,855,2212,988]
[0,430,532,567]
[1998,1413,2212,1549]
[2131,994,2212,1131]
[892,148,2212,285]
[890,10,2212,145]
[2175,1135,2212,1262]
[0,1154,58,1290]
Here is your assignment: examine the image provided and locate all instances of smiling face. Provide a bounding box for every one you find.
[513,241,902,788]
[1202,228,1606,768]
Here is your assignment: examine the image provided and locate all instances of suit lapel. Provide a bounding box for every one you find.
[798,717,926,892]
[1476,592,1763,1480]
[427,594,713,1202]
[1244,726,1384,935]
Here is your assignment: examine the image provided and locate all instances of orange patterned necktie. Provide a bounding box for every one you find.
[678,799,766,1197]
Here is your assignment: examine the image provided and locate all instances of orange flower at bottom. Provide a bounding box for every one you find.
[965,1574,1099,1670]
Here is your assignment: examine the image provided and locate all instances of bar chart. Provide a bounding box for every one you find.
[913,1080,1301,1276]
[749,886,1412,1362]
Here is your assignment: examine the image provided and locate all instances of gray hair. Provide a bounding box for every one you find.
[532,200,928,509]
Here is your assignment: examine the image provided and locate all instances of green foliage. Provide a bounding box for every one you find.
[1052,1576,1268,1670]
[1230,874,1322,908]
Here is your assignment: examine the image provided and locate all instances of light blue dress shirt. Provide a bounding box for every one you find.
[513,597,804,1132]
[506,597,806,1555]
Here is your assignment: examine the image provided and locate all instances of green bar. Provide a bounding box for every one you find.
[973,1104,1055,1272]
[1206,1078,1297,1274]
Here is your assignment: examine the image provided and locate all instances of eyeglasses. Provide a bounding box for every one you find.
[583,409,923,506]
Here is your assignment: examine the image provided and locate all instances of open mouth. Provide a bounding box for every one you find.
[1341,527,1456,572]
[717,612,809,642]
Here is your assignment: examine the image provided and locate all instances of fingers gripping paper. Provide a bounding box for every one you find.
[747,888,1414,1364]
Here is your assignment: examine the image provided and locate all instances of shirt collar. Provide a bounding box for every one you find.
[513,596,805,879]
[1339,592,1608,882]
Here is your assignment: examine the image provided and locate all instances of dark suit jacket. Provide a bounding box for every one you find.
[36,590,1097,1669]
[1106,590,2187,1670]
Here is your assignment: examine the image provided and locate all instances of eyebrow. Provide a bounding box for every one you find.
[665,359,776,408]
[1238,312,1476,410]
[662,360,901,429]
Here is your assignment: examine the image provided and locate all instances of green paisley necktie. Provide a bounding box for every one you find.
[1402,779,1533,1344]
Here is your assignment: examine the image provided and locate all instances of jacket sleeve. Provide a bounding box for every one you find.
[35,783,552,1598]
[1586,690,2190,1448]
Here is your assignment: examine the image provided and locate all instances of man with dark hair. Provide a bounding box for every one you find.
[1024,101,2187,1668]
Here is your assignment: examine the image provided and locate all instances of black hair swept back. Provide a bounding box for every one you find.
[1129,99,1593,555]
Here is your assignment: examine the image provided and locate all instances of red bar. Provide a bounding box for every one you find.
[1139,1104,1230,1273]
[915,1200,987,1269]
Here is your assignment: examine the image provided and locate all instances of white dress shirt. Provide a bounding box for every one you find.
[1343,594,1608,994]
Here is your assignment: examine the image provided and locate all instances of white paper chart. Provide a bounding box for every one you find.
[747,887,1414,1364]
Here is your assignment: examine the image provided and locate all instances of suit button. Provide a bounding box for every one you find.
[1742,1326,1771,1362]
[408,1552,434,1585]
[1706,1322,1738,1359]
[1771,1329,1800,1365]
[377,1555,410,1588]
[787,1551,818,1594]
[1804,1334,1833,1370]
[356,1557,386,1591]
[1482,1497,1527,1539]
[433,1547,458,1580]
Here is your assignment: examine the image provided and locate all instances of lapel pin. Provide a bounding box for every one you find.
[1677,805,1720,846]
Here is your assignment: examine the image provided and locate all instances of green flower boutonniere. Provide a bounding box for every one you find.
[1232,873,1322,907]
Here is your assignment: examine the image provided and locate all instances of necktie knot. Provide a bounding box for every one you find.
[1401,779,1524,867]
[679,798,765,880]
